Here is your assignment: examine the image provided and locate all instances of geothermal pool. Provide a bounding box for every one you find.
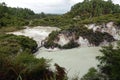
[10,26,101,79]
[36,47,101,79]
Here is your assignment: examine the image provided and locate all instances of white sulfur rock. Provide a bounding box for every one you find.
[77,36,90,47]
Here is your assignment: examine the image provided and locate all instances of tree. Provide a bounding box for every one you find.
[96,42,120,80]
[68,0,120,19]
[81,68,102,80]
[41,12,46,18]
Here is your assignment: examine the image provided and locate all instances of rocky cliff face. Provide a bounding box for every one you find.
[53,33,93,48]
[85,22,120,40]
[47,22,119,48]
[77,36,92,47]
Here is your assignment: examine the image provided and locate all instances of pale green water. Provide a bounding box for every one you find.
[36,47,101,79]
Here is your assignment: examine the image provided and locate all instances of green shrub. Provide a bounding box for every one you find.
[0,34,38,55]
[81,68,101,80]
[44,31,61,48]
[0,52,51,80]
[62,40,79,49]
[0,52,68,80]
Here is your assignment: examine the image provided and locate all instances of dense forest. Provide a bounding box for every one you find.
[68,0,120,19]
[1,0,120,30]
[1,0,120,80]
[0,2,58,32]
[0,2,33,29]
[29,0,120,27]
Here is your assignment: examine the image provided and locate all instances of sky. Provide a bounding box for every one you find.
[0,0,120,14]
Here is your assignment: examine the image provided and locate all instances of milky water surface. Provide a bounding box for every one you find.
[36,47,101,79]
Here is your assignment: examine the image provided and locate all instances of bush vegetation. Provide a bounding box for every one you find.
[29,15,74,28]
[1,0,120,32]
[0,2,60,32]
[44,30,61,48]
[0,52,68,80]
[0,34,38,55]
[29,0,120,28]
[62,40,79,49]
